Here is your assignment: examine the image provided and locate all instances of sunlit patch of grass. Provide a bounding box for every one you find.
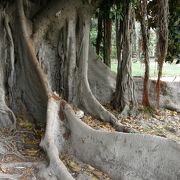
[111,60,180,77]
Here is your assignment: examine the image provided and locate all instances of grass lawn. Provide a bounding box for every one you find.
[111,61,180,77]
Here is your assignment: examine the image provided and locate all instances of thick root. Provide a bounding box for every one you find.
[0,173,21,180]
[164,102,180,113]
[77,14,131,133]
[0,104,16,129]
[64,103,180,180]
[80,81,132,132]
[39,96,74,180]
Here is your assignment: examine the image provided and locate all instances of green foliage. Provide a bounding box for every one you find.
[134,0,158,29]
[91,0,179,65]
[134,0,179,63]
[147,0,158,29]
[166,0,180,62]
[115,0,132,21]
[142,106,155,115]
[90,18,97,47]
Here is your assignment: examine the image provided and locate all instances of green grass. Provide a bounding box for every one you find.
[111,61,180,77]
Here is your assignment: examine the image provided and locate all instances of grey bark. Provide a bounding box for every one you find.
[0,1,179,180]
[16,0,48,126]
[139,0,150,107]
[0,10,16,129]
[40,96,74,180]
[65,104,180,180]
[114,2,136,114]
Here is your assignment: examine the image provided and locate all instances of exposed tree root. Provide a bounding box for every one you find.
[164,102,180,113]
[39,96,74,180]
[4,1,178,180]
[0,131,27,161]
[0,173,21,180]
[1,161,44,168]
[39,96,180,180]
[66,104,180,180]
[80,81,131,132]
[14,2,134,179]
[76,13,131,133]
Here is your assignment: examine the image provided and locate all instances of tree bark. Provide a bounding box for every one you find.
[96,10,103,55]
[15,0,48,125]
[139,0,150,107]
[103,7,112,67]
[0,10,16,129]
[156,0,169,111]
[0,1,179,180]
[114,1,136,113]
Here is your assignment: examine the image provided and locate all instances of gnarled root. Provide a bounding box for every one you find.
[39,96,74,180]
[40,96,180,180]
[164,103,180,113]
[76,14,131,133]
[65,103,180,180]
[80,81,131,132]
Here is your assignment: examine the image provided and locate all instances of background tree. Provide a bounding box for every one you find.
[96,0,113,67]
[156,0,169,110]
[102,1,113,67]
[113,0,136,113]
[139,0,150,107]
[96,8,103,56]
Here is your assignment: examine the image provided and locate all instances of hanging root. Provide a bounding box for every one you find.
[77,13,132,133]
[39,96,74,180]
[4,14,15,91]
[15,3,72,178]
[0,13,16,129]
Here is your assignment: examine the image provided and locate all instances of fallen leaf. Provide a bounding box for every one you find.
[24,148,39,156]
[69,161,81,172]
[92,176,99,180]
[92,170,103,177]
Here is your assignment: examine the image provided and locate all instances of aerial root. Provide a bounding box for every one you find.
[39,96,74,180]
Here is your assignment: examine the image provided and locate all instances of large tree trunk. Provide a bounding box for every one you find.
[139,0,150,107]
[15,0,48,127]
[0,1,179,180]
[0,9,16,129]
